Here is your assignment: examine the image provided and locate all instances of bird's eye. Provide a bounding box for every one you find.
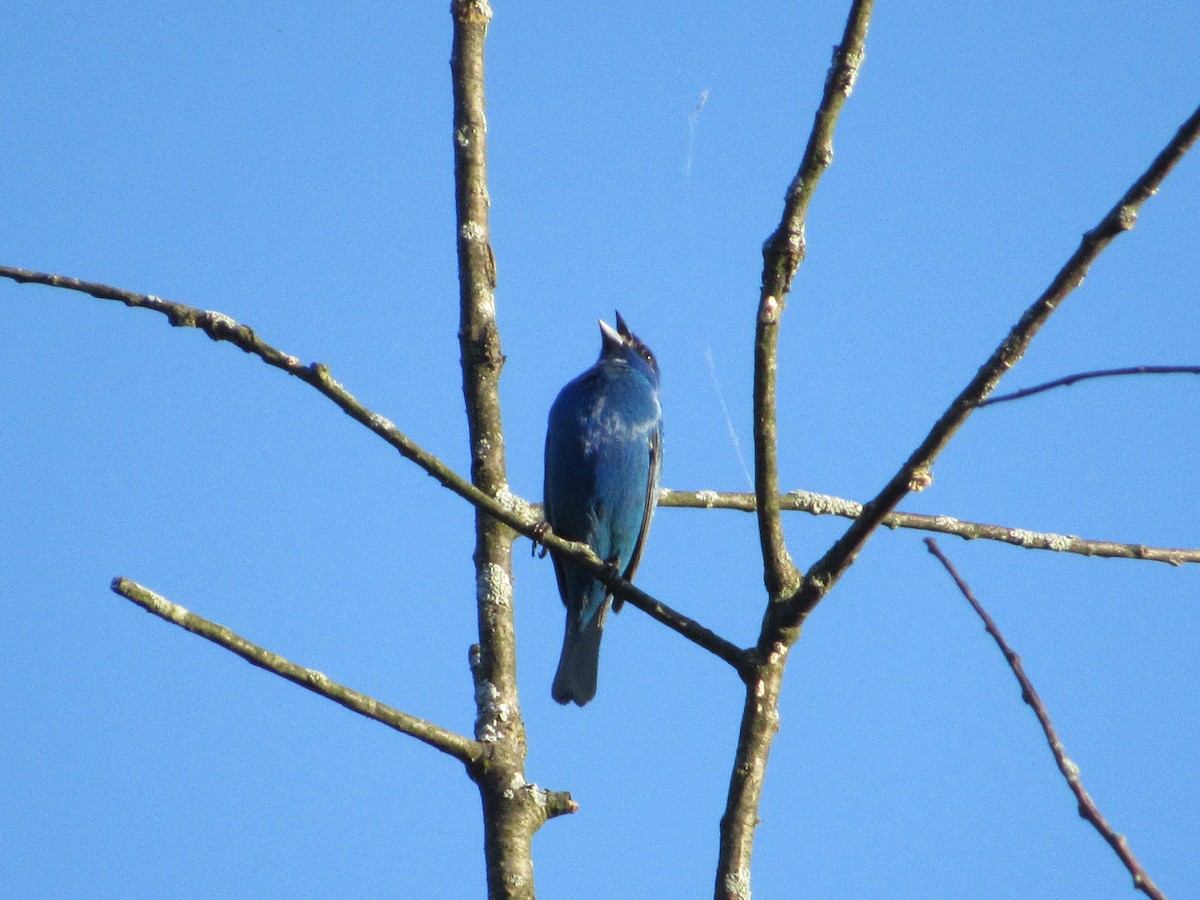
[642,350,653,362]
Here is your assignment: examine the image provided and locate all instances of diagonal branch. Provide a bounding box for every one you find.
[659,489,1200,566]
[0,265,506,513]
[592,559,746,669]
[981,365,1200,406]
[111,577,483,765]
[0,266,741,667]
[785,101,1200,630]
[924,540,1167,900]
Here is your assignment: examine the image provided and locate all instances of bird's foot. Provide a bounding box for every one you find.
[601,555,622,583]
[530,521,550,558]
[601,555,627,612]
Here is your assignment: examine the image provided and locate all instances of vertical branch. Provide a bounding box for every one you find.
[753,0,873,600]
[450,2,548,897]
[716,654,789,900]
[452,0,509,702]
[717,4,875,899]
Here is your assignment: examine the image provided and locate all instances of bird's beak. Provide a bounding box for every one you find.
[598,318,625,352]
[615,310,632,339]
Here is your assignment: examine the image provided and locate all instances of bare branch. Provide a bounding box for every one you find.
[660,489,1200,566]
[450,0,515,746]
[110,577,482,765]
[0,266,743,669]
[719,4,875,899]
[981,365,1200,406]
[923,540,1167,900]
[532,532,745,667]
[449,0,573,889]
[787,101,1200,629]
[752,0,872,599]
[591,560,747,670]
[0,265,497,507]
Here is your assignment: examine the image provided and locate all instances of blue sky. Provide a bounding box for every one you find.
[3,2,1199,897]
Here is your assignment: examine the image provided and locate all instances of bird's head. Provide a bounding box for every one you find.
[599,312,659,387]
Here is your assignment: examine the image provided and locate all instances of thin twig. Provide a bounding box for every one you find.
[923,540,1167,900]
[0,266,742,667]
[788,101,1200,630]
[659,489,1200,566]
[981,365,1200,406]
[111,577,483,765]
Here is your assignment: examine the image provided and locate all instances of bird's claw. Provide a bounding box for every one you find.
[531,521,550,558]
[601,556,621,583]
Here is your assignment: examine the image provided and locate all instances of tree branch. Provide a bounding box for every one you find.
[0,265,495,504]
[539,537,745,668]
[719,4,875,899]
[594,561,747,669]
[449,1,568,893]
[660,489,1200,566]
[923,541,1167,900]
[786,101,1200,630]
[0,266,743,669]
[981,365,1200,406]
[110,577,483,765]
[752,0,872,599]
[451,0,513,746]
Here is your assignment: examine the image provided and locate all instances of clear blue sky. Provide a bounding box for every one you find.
[3,3,1199,897]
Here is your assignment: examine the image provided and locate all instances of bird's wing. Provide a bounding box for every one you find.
[543,441,575,610]
[613,423,660,612]
[544,387,601,610]
[546,509,574,610]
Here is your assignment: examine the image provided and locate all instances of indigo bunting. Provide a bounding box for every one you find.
[544,312,663,706]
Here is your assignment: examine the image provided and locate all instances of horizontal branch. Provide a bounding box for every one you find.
[659,489,1200,566]
[0,267,742,668]
[111,577,483,765]
[923,541,1166,900]
[981,365,1200,406]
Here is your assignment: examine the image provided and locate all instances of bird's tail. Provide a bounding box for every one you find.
[551,604,605,706]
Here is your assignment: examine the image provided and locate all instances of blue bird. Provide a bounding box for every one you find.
[544,312,663,706]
